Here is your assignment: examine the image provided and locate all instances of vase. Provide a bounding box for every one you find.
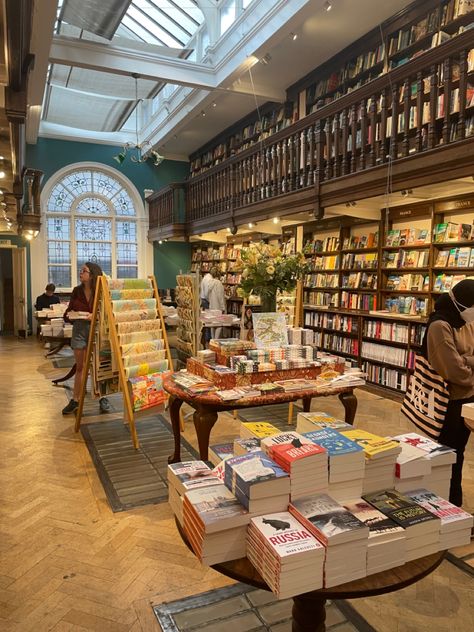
[259,293,277,312]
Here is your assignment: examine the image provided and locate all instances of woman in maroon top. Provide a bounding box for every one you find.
[62,262,103,415]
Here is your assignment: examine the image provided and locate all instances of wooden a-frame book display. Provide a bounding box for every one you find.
[74,275,173,449]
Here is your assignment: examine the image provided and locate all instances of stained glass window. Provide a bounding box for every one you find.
[46,168,139,286]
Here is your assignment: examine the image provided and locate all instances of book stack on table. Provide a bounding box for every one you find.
[247,512,325,599]
[167,461,221,525]
[341,429,401,493]
[303,428,365,502]
[394,433,456,499]
[240,421,280,439]
[393,441,432,493]
[261,431,328,500]
[182,483,252,566]
[233,437,261,456]
[342,499,406,575]
[362,490,441,562]
[224,451,290,513]
[289,494,369,587]
[296,411,353,433]
[208,442,234,466]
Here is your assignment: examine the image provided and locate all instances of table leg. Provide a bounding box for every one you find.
[52,363,77,385]
[302,397,312,413]
[193,407,218,460]
[292,595,326,632]
[339,390,357,425]
[168,395,184,464]
[45,342,66,358]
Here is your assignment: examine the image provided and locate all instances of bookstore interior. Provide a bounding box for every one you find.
[2,0,474,630]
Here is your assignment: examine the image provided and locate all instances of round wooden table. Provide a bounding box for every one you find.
[163,375,358,463]
[175,520,445,632]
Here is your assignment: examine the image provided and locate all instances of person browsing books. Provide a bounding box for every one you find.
[62,262,111,416]
[35,283,60,310]
[200,271,212,309]
[420,279,474,506]
[208,267,226,339]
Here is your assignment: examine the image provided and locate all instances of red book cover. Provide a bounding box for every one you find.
[270,442,326,469]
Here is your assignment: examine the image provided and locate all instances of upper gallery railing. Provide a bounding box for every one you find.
[151,31,474,228]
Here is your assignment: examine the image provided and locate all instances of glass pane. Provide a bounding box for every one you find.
[75,218,112,241]
[48,265,71,288]
[47,217,70,240]
[243,0,252,7]
[116,220,137,242]
[129,2,191,43]
[113,191,136,216]
[117,243,138,266]
[117,266,138,279]
[48,184,74,212]
[92,172,122,199]
[127,6,184,47]
[48,241,71,265]
[220,1,235,35]
[62,171,93,195]
[75,197,111,216]
[76,242,112,276]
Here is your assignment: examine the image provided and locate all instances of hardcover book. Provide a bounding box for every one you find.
[362,489,440,529]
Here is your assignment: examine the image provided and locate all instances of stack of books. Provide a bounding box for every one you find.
[233,437,261,455]
[167,461,221,525]
[224,451,290,513]
[343,499,406,574]
[208,442,234,466]
[296,411,352,433]
[341,429,401,493]
[406,489,473,549]
[246,512,325,599]
[303,428,365,501]
[183,484,251,565]
[393,440,432,493]
[394,433,456,498]
[240,422,280,440]
[363,490,440,561]
[289,494,369,587]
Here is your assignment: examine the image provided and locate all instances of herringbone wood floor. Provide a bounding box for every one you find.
[0,337,473,632]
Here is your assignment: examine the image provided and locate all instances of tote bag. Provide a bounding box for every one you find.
[401,354,450,440]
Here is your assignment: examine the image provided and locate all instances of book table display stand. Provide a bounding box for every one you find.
[163,376,358,463]
[175,517,444,632]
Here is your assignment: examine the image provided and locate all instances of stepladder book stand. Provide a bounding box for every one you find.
[74,275,173,449]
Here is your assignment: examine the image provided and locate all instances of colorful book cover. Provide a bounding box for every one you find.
[270,442,326,470]
[252,312,288,349]
[340,429,401,459]
[343,499,405,537]
[184,484,250,532]
[261,431,313,454]
[303,428,364,456]
[233,437,261,455]
[240,422,280,439]
[297,412,352,430]
[249,513,324,557]
[394,433,455,462]
[209,442,234,464]
[224,451,290,497]
[405,489,474,527]
[362,490,439,528]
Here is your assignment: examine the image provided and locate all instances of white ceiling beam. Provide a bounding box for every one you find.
[49,36,284,101]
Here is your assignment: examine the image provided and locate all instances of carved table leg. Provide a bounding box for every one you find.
[302,397,312,413]
[168,395,184,464]
[193,407,219,460]
[292,595,326,632]
[339,390,357,425]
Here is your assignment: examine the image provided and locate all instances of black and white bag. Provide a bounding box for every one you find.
[401,354,450,440]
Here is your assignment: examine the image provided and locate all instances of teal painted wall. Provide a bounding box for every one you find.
[153,241,191,289]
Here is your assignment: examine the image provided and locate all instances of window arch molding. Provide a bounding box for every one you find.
[32,162,152,299]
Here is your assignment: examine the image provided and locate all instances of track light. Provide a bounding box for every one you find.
[212,102,217,108]
[290,32,298,41]
[201,111,206,117]
[248,222,253,228]
[401,189,413,197]
[324,1,332,11]
[273,217,280,224]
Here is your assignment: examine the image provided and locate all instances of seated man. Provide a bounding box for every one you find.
[35,283,60,311]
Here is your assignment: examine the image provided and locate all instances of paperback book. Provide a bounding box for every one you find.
[362,489,440,529]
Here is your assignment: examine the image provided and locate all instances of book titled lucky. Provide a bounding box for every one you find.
[362,489,440,530]
[393,433,456,465]
[240,422,280,439]
[289,494,369,545]
[249,513,325,559]
[224,451,290,499]
[405,489,474,533]
[183,484,250,532]
[304,428,364,457]
[260,431,313,455]
[341,429,401,459]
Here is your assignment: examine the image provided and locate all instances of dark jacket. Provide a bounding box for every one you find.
[35,293,60,310]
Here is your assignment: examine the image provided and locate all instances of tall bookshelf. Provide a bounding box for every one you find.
[302,195,474,396]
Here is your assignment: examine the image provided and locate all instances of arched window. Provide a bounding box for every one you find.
[44,166,141,287]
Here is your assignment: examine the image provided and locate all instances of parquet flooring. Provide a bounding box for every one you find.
[0,337,473,632]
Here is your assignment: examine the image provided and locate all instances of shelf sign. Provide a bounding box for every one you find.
[0,239,11,246]
[435,198,474,212]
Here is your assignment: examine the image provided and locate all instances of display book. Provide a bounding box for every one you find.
[168,420,472,597]
[175,273,200,361]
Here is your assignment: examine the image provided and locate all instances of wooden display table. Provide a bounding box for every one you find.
[175,519,445,632]
[163,375,357,463]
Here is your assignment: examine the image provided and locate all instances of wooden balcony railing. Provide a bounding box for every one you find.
[152,31,474,232]
[147,183,186,236]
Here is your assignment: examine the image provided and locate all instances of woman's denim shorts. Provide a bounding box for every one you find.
[71,319,90,350]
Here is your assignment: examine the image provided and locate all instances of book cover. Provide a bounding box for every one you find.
[249,513,324,557]
[290,494,368,543]
[297,412,351,430]
[240,422,280,439]
[303,428,364,456]
[394,433,455,463]
[252,312,288,349]
[362,489,439,528]
[209,442,234,465]
[434,223,448,243]
[416,229,429,245]
[343,499,405,537]
[233,437,261,455]
[435,250,449,266]
[261,431,313,454]
[224,451,290,497]
[341,429,401,459]
[270,442,326,469]
[184,484,250,532]
[405,489,474,527]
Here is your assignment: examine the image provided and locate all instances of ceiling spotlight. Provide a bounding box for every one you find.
[291,32,298,41]
[158,240,163,244]
[0,171,5,179]
[324,1,332,11]
[201,111,206,117]
[273,217,280,224]
[226,227,231,232]
[401,189,413,197]
[212,102,217,108]
[248,222,253,228]
[0,156,4,160]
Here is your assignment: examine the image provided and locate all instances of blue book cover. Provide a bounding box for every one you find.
[304,429,363,456]
[224,451,289,498]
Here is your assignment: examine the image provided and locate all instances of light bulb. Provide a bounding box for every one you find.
[248,223,253,228]
[0,171,5,179]
[273,217,280,224]
[324,1,332,11]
